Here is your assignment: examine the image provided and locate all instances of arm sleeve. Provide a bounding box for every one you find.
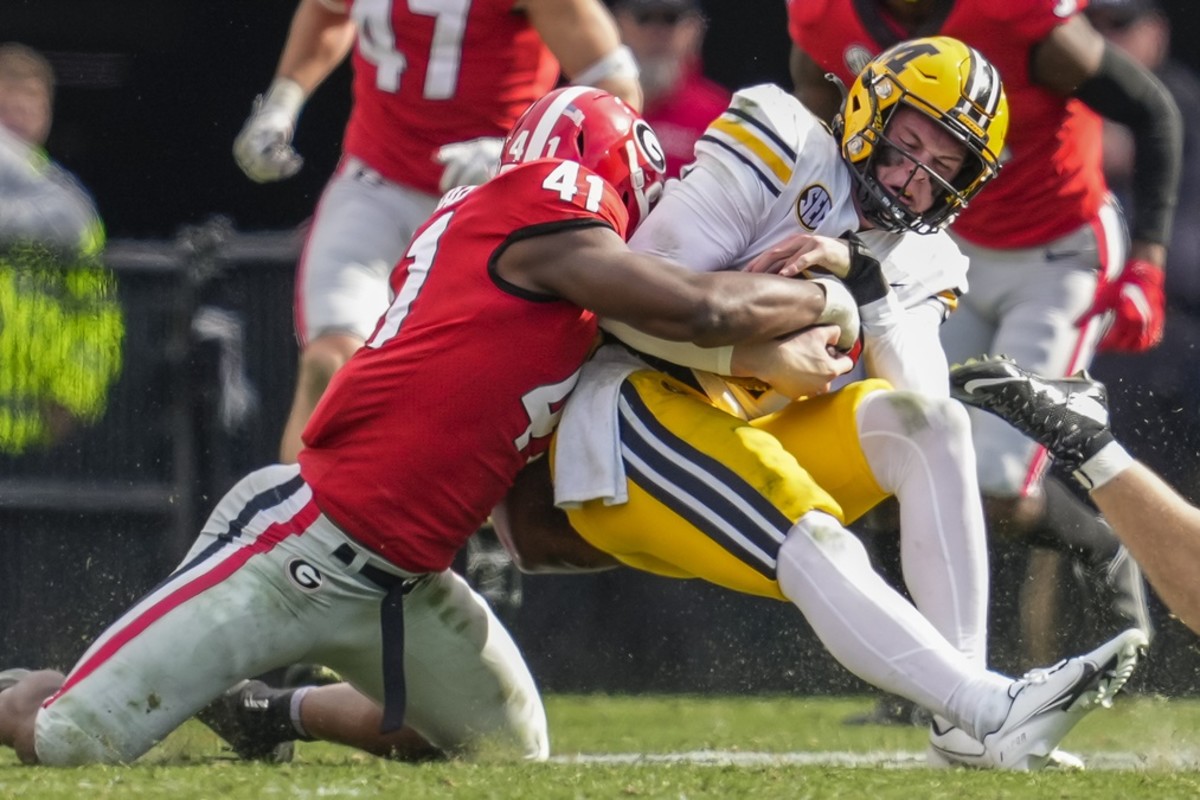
[1074,43,1183,246]
[861,299,951,398]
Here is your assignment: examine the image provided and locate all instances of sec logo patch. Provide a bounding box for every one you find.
[796,185,833,230]
[287,558,323,592]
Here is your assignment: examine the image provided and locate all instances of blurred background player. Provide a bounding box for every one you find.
[787,0,1178,709]
[1086,0,1200,512]
[0,43,122,456]
[235,0,643,619]
[610,0,729,177]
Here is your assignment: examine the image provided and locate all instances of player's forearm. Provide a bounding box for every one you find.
[275,0,356,95]
[524,0,642,110]
[678,272,827,347]
[1091,463,1200,634]
[789,46,841,123]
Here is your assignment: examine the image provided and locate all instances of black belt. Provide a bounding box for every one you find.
[331,542,419,733]
[331,543,421,591]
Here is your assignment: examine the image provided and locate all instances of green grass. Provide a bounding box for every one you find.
[2,695,1199,798]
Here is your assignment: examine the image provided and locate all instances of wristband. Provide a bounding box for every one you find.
[262,77,307,122]
[1074,440,1135,491]
[842,233,890,306]
[572,46,640,87]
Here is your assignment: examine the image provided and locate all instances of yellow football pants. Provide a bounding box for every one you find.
[553,371,890,601]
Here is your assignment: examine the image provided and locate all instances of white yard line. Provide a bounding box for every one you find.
[552,750,1200,771]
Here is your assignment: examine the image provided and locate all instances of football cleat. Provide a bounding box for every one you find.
[195,679,297,763]
[927,719,1084,770]
[949,356,1114,478]
[981,628,1148,770]
[0,668,30,692]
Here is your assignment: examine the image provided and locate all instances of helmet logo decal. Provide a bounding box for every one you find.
[633,119,667,173]
[287,558,323,592]
[796,185,833,230]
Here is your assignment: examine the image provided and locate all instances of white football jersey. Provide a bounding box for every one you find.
[629,83,968,307]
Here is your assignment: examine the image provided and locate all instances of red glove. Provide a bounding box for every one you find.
[1077,258,1166,353]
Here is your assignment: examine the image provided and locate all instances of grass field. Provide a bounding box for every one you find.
[2,694,1200,798]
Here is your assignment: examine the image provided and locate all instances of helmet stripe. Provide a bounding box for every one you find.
[524,85,594,161]
[954,46,1001,135]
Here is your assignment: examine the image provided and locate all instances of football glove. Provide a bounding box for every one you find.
[233,78,306,183]
[1077,258,1165,353]
[435,136,504,193]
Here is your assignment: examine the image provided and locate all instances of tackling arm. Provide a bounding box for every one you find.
[498,224,827,347]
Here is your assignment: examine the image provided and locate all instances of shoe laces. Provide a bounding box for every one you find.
[983,378,1095,470]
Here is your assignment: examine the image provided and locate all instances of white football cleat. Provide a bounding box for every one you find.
[927,720,1084,770]
[982,628,1148,770]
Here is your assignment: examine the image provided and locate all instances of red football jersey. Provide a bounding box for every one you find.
[299,160,628,572]
[345,0,561,194]
[788,0,1105,248]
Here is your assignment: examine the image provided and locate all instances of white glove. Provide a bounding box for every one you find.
[233,78,306,183]
[435,136,504,193]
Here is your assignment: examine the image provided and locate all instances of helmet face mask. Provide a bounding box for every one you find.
[836,36,1009,234]
[502,87,667,235]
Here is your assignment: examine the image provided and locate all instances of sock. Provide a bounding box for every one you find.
[776,510,978,718]
[289,685,314,739]
[253,685,313,742]
[944,673,1016,742]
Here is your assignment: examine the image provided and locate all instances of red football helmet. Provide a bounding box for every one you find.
[501,86,667,234]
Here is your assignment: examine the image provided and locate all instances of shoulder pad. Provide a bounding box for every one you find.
[696,84,828,197]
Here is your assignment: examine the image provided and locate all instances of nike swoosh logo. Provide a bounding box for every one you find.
[961,377,1020,394]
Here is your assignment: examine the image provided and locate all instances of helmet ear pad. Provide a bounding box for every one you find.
[501,87,668,236]
[838,36,1009,233]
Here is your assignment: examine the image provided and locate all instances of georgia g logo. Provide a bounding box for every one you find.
[287,558,323,592]
[633,119,667,174]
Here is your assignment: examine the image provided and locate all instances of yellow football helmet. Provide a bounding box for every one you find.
[835,35,1009,234]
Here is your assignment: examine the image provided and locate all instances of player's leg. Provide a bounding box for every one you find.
[392,569,548,759]
[5,465,365,765]
[559,370,845,600]
[562,370,1144,764]
[214,568,548,763]
[562,372,973,713]
[754,383,989,668]
[280,166,436,462]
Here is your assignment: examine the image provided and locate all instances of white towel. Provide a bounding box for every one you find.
[553,344,646,509]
